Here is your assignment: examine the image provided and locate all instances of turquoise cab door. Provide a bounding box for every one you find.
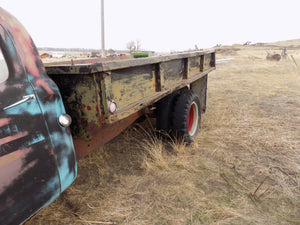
[0,8,76,225]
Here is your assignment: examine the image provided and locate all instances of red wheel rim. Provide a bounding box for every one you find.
[188,105,194,132]
[187,101,199,136]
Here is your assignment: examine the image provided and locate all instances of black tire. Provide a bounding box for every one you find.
[156,92,178,134]
[172,90,201,143]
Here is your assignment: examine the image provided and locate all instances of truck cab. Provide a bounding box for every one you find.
[0,8,77,225]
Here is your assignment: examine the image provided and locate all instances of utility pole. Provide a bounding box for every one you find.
[101,0,105,57]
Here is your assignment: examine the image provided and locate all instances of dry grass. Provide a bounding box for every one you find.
[29,42,300,225]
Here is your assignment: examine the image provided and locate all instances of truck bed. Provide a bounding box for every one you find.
[45,50,216,158]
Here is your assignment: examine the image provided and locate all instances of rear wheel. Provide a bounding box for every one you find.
[156,90,182,134]
[172,90,201,143]
[156,95,173,133]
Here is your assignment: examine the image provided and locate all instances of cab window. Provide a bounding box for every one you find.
[0,48,8,83]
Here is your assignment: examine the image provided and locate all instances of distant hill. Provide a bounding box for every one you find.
[272,39,300,45]
[270,39,300,48]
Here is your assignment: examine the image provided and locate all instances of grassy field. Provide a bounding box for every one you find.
[29,41,300,225]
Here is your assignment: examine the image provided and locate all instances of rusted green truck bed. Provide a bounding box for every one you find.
[45,50,215,158]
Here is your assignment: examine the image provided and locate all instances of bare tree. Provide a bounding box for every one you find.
[136,40,141,51]
[126,40,142,52]
[127,41,136,52]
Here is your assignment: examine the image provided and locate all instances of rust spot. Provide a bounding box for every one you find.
[87,105,92,111]
[73,110,143,159]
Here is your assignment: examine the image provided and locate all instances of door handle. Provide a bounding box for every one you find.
[3,94,36,110]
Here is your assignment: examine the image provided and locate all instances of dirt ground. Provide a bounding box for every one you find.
[29,41,300,225]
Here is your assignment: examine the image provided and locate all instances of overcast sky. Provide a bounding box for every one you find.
[1,0,299,52]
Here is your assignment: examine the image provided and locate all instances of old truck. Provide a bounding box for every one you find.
[0,7,216,225]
